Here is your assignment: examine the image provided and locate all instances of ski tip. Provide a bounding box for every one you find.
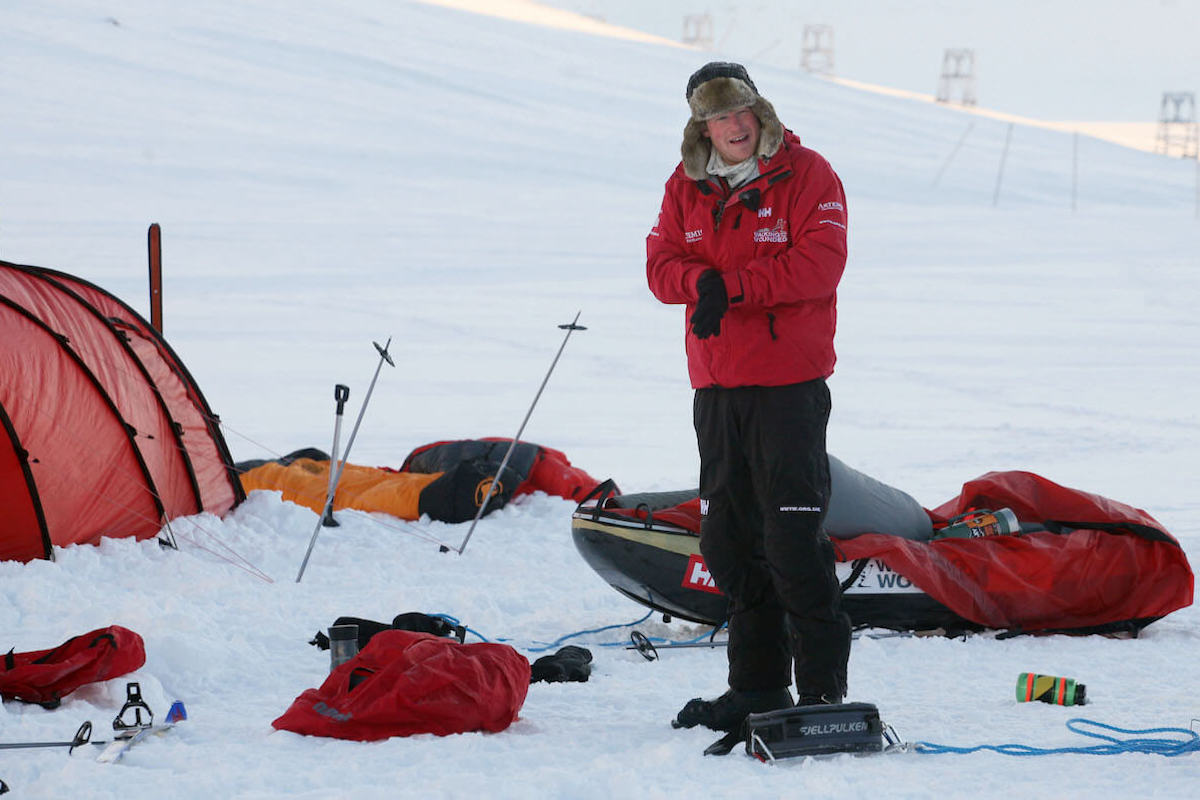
[166,701,188,723]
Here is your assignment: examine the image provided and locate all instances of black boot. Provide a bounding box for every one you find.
[672,687,793,732]
[795,692,842,707]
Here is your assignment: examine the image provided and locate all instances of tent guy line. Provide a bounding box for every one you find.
[0,373,272,582]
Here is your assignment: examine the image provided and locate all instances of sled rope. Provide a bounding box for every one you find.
[524,610,657,652]
[428,611,654,649]
[430,611,726,654]
[915,718,1200,757]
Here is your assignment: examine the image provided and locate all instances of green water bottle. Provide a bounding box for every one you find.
[1016,672,1086,706]
[936,508,1020,539]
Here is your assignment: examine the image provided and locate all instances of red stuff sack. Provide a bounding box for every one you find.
[0,626,146,708]
[272,630,530,741]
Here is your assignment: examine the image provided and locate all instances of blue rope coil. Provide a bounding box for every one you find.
[525,609,656,652]
[916,718,1200,757]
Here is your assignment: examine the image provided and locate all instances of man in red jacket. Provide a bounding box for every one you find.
[647,62,852,736]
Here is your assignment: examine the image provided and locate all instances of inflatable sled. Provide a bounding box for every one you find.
[571,457,1194,635]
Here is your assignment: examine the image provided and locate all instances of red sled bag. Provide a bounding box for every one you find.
[1,626,146,708]
[272,630,531,741]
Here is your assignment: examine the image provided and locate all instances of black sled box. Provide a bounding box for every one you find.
[745,702,883,761]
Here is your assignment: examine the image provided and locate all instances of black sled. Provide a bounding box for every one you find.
[570,456,971,633]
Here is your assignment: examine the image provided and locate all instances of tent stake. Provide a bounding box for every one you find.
[451,312,585,556]
[296,339,394,583]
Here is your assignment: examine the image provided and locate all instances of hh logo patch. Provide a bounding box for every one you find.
[757,206,772,218]
[683,554,723,595]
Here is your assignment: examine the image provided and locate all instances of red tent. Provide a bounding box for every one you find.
[0,260,244,562]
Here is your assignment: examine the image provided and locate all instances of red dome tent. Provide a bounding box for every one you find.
[0,259,244,562]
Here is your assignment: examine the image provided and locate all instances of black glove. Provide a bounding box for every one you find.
[530,645,593,684]
[690,269,729,340]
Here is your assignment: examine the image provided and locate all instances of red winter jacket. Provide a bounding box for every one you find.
[646,131,848,388]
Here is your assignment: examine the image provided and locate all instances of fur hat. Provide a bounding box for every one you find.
[681,62,784,180]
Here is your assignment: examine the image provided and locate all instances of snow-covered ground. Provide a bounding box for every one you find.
[2,1,1199,797]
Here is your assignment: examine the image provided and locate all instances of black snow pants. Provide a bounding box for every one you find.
[693,379,851,700]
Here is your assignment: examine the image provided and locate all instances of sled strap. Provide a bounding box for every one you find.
[31,631,116,665]
[579,479,620,520]
[30,634,82,665]
[633,503,656,529]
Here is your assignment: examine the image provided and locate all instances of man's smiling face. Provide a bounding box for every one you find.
[703,107,761,165]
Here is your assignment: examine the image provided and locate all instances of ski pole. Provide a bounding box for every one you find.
[320,384,351,528]
[451,312,585,555]
[296,338,395,583]
[328,338,395,498]
[0,721,95,753]
[0,701,187,754]
[627,630,728,661]
[295,384,351,581]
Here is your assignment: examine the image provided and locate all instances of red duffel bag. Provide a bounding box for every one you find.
[1,625,146,708]
[272,630,530,741]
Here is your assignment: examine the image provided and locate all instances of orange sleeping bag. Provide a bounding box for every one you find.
[237,439,605,523]
[239,458,439,520]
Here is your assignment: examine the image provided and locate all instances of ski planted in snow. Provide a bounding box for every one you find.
[94,718,180,763]
[95,682,187,764]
